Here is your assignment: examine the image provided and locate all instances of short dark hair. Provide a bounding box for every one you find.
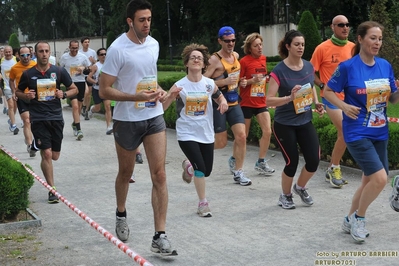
[126,0,152,20]
[34,41,50,53]
[69,40,79,47]
[97,48,106,56]
[81,36,90,43]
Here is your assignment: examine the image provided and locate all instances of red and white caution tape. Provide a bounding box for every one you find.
[0,146,153,266]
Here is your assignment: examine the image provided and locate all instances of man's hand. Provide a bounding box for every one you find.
[135,90,162,102]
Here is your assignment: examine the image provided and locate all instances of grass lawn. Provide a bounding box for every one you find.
[158,71,185,80]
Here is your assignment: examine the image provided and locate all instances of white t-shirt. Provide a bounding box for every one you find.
[175,76,216,144]
[59,52,91,82]
[101,33,162,122]
[92,61,103,90]
[79,48,97,63]
[1,57,17,90]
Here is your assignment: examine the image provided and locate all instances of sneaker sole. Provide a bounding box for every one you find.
[350,232,366,243]
[329,178,343,188]
[254,167,275,176]
[150,247,178,256]
[198,212,212,217]
[76,135,84,141]
[48,199,59,204]
[278,201,296,209]
[343,225,370,237]
[234,180,252,186]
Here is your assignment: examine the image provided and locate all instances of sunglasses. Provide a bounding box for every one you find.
[99,53,106,56]
[20,53,31,58]
[334,23,350,28]
[222,39,236,43]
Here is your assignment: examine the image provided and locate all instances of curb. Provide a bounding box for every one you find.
[0,208,42,232]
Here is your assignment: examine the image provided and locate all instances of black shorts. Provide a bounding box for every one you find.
[213,103,244,133]
[92,89,103,105]
[113,115,166,151]
[85,76,94,87]
[31,120,64,152]
[17,99,30,114]
[70,82,86,102]
[241,106,269,119]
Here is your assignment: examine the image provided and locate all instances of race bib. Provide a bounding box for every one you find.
[135,75,157,108]
[37,79,56,101]
[70,65,83,77]
[293,83,313,114]
[365,79,390,112]
[185,91,208,116]
[250,74,266,97]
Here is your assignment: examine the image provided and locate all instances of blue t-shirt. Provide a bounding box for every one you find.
[271,59,315,126]
[328,55,397,142]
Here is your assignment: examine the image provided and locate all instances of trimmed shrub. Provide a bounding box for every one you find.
[8,33,20,49]
[0,150,34,221]
[297,11,322,61]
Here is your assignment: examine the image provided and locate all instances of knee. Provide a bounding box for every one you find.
[234,131,247,144]
[283,166,297,178]
[261,127,272,138]
[215,139,227,149]
[305,158,319,173]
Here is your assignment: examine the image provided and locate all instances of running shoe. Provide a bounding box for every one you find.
[71,123,78,136]
[136,152,144,164]
[197,202,212,217]
[325,167,344,188]
[181,159,193,184]
[293,184,314,206]
[115,216,130,242]
[106,127,113,135]
[228,156,236,174]
[76,130,84,140]
[349,212,367,243]
[48,187,59,204]
[233,169,252,186]
[342,214,369,237]
[254,160,275,176]
[390,175,399,212]
[151,234,178,256]
[278,194,295,209]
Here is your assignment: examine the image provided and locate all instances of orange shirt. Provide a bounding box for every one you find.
[9,60,37,92]
[310,39,355,100]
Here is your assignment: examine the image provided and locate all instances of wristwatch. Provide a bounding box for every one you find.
[63,92,67,99]
[319,83,325,90]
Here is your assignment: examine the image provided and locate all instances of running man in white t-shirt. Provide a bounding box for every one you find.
[99,0,177,256]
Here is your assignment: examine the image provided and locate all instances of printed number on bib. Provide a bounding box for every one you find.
[365,79,390,112]
[185,92,208,116]
[37,79,56,101]
[293,83,313,114]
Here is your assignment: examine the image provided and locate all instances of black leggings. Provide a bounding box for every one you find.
[178,141,214,177]
[273,121,320,177]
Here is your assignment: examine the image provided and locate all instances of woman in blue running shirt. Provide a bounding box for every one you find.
[324,21,399,243]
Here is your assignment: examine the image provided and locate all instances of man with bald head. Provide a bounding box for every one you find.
[310,15,355,188]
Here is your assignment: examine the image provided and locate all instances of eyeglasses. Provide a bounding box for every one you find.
[189,56,204,61]
[20,53,31,58]
[99,53,106,56]
[334,23,350,28]
[222,39,236,43]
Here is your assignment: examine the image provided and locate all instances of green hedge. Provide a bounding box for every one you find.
[0,150,34,221]
[163,103,399,170]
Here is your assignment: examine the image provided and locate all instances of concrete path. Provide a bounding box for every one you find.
[1,104,398,266]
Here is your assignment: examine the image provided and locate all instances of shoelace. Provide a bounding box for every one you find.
[333,168,342,180]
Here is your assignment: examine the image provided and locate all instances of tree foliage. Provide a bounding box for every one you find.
[370,0,399,77]
[297,11,321,61]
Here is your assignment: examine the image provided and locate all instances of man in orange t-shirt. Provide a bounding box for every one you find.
[9,46,37,157]
[310,15,355,188]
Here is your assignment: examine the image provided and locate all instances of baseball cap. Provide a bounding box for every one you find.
[218,26,235,38]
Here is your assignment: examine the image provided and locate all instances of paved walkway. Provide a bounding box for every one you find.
[1,104,398,266]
